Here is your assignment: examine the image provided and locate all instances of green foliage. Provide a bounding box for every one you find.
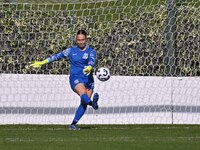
[0,0,199,76]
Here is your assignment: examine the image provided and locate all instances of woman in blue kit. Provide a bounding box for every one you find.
[30,30,99,130]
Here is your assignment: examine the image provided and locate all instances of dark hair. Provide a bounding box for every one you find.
[76,30,87,38]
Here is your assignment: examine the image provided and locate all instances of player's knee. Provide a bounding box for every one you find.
[74,83,87,95]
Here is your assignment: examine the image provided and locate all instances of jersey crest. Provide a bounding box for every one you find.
[82,53,88,59]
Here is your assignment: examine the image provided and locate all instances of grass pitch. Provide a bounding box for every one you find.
[0,125,200,150]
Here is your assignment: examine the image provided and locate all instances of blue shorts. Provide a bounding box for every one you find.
[69,75,94,91]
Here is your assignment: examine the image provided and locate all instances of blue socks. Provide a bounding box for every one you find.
[72,94,92,124]
[80,94,91,105]
[73,103,87,124]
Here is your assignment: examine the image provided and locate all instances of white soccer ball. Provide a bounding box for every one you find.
[96,67,110,82]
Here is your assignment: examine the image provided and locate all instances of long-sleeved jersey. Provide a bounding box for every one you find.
[47,45,96,78]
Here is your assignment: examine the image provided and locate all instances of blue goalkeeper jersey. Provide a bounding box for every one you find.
[47,45,96,78]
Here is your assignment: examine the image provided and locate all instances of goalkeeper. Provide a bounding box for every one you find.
[30,30,99,130]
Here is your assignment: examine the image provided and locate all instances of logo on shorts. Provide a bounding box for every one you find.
[82,53,88,59]
[74,79,79,84]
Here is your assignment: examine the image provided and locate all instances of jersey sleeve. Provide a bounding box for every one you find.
[88,49,96,67]
[47,48,71,63]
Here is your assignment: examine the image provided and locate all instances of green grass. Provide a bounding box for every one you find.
[0,125,200,150]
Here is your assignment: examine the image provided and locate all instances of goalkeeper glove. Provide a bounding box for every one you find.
[83,65,92,76]
[29,59,48,68]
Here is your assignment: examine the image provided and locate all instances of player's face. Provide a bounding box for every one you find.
[76,34,87,50]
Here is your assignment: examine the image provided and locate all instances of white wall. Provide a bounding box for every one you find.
[0,74,200,124]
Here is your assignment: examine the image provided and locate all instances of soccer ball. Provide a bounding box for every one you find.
[96,67,110,81]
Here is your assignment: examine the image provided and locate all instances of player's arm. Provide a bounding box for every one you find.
[30,48,70,68]
[83,50,97,75]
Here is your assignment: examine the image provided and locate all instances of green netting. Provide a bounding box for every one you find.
[0,0,199,76]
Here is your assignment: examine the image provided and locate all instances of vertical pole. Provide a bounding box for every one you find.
[71,1,75,45]
[165,0,177,124]
[165,0,177,76]
[10,0,16,10]
[171,80,174,124]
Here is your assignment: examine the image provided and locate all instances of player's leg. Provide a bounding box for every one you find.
[69,76,98,130]
[86,88,92,97]
[74,83,93,105]
[69,83,92,130]
[86,88,99,110]
[86,81,99,110]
